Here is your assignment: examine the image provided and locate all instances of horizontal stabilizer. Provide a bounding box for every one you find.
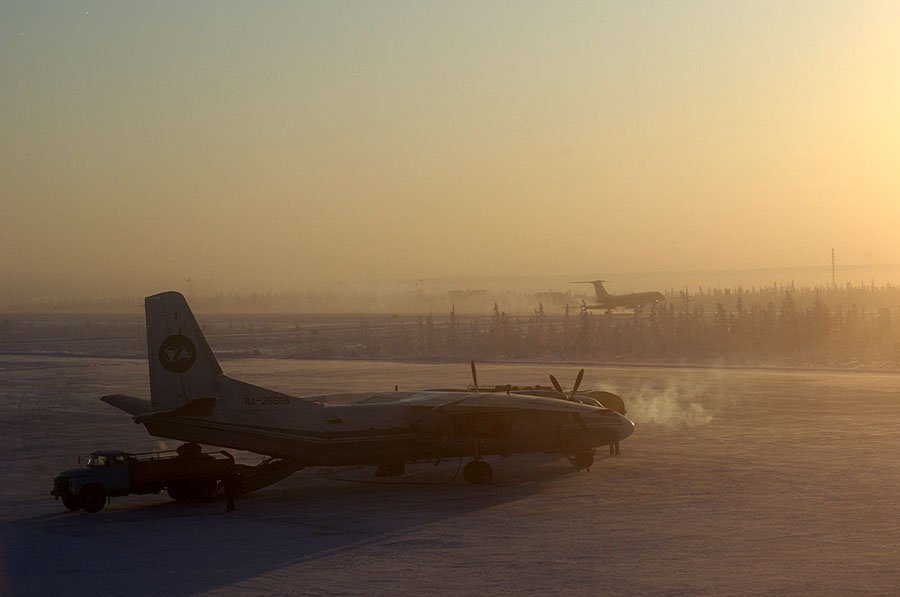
[101,394,152,416]
[134,397,217,422]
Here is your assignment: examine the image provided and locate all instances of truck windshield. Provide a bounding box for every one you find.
[86,455,108,467]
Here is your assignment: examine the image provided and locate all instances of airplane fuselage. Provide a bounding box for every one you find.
[138,389,633,466]
[573,281,665,311]
[583,291,666,310]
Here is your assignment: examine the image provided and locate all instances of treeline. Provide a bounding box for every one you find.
[7,280,900,318]
[352,285,900,368]
[1,289,540,315]
[4,283,900,369]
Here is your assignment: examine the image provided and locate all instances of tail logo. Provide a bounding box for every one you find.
[158,335,196,373]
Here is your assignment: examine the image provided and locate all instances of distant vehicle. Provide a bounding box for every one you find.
[51,447,237,513]
[572,280,665,312]
[102,291,634,488]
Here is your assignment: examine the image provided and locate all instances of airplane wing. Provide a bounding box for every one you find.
[411,392,598,441]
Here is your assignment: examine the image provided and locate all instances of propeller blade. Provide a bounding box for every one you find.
[549,374,564,395]
[470,360,478,392]
[570,369,584,400]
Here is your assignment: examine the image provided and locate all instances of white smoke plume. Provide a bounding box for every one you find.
[600,379,715,428]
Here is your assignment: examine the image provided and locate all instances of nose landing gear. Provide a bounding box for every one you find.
[463,460,493,484]
[570,450,594,472]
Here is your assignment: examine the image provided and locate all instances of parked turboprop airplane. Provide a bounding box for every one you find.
[572,280,665,312]
[103,292,634,485]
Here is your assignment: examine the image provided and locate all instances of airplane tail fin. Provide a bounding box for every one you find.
[572,280,610,300]
[145,291,223,412]
[590,280,609,299]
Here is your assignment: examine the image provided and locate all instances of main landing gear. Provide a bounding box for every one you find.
[375,461,406,477]
[463,459,493,485]
[463,438,493,484]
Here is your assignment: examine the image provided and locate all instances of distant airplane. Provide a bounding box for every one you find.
[103,292,635,491]
[571,280,665,313]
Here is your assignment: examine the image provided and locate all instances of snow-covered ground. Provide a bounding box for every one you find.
[2,356,900,595]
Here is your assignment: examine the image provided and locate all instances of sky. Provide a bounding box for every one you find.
[2,1,899,301]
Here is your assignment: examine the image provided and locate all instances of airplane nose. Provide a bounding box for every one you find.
[618,415,635,441]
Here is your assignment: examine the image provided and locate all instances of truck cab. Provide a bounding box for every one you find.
[83,451,131,491]
[52,450,137,513]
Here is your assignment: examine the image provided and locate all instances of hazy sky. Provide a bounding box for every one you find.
[2,1,899,300]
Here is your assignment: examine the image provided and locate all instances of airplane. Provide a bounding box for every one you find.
[102,291,635,490]
[571,280,665,313]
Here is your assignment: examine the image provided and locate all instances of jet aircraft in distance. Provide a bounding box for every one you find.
[572,280,665,313]
[103,292,634,487]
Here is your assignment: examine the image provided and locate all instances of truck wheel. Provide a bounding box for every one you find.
[80,486,107,513]
[167,480,191,502]
[189,479,217,501]
[61,493,81,512]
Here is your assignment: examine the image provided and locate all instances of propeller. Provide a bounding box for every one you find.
[549,369,585,401]
[549,374,564,395]
[470,360,479,392]
[570,369,584,400]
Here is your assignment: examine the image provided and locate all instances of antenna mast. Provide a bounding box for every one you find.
[831,249,836,288]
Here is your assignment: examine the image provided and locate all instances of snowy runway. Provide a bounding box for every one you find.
[3,357,900,595]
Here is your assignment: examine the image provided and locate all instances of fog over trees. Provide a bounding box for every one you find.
[353,284,900,369]
[3,282,900,369]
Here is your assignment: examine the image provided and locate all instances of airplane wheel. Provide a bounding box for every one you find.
[573,451,593,471]
[61,492,81,511]
[463,460,493,485]
[80,485,107,513]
